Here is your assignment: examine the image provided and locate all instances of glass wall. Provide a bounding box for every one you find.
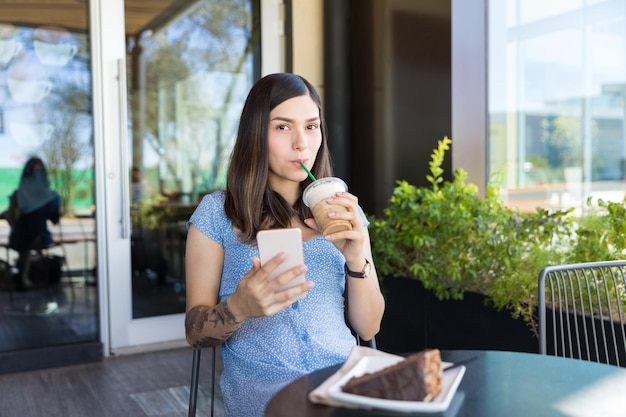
[127,0,259,319]
[488,0,626,213]
[0,5,98,366]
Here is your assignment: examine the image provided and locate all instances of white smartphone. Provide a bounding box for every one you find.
[257,228,306,298]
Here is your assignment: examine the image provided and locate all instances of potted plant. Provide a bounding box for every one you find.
[368,137,626,353]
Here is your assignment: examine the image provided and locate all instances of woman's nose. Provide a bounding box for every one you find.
[293,129,307,150]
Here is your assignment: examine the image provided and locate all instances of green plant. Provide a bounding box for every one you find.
[368,136,626,334]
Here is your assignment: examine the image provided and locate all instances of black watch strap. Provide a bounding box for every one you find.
[345,259,371,278]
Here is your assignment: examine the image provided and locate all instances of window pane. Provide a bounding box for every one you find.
[489,1,626,213]
[127,0,258,318]
[518,0,583,24]
[0,8,98,356]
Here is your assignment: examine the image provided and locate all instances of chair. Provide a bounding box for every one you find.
[0,258,15,303]
[0,244,67,314]
[187,336,377,417]
[188,347,216,417]
[538,260,626,366]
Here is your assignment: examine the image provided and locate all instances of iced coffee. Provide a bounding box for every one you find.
[303,177,352,235]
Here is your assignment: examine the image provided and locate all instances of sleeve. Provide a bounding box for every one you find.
[187,191,228,245]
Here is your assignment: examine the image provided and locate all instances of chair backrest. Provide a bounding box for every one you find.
[538,260,626,367]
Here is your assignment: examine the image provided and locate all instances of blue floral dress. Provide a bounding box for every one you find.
[188,191,358,417]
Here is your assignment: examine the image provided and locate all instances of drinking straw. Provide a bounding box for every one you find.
[299,162,317,181]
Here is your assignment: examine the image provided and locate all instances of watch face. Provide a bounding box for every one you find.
[362,260,371,277]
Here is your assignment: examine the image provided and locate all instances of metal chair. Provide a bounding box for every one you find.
[538,260,626,366]
[187,336,376,417]
[188,346,217,417]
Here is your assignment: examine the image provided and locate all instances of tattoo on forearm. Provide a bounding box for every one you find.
[192,332,235,349]
[185,305,210,334]
[185,300,241,347]
[210,299,241,327]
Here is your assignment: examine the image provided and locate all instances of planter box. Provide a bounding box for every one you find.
[376,276,538,354]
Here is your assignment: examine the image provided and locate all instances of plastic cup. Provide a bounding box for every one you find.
[303,177,352,235]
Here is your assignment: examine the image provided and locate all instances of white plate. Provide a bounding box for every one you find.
[327,356,465,413]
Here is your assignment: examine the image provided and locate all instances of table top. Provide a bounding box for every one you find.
[264,350,626,417]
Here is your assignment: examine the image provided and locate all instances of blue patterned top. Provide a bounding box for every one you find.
[188,191,358,417]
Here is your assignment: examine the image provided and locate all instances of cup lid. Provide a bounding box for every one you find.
[302,177,348,207]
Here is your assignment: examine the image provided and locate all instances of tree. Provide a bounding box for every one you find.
[130,0,254,197]
[40,80,92,215]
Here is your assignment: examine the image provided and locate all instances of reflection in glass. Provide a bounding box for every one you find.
[0,23,22,68]
[127,0,258,318]
[0,5,97,360]
[489,1,626,213]
[518,0,583,24]
[33,26,78,67]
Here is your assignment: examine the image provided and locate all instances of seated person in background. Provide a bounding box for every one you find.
[7,157,61,290]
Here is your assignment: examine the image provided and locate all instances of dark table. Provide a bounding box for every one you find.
[265,350,626,417]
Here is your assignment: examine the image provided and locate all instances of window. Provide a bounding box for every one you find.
[126,0,259,318]
[488,0,626,213]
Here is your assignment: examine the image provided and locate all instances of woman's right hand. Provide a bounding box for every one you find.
[227,254,314,320]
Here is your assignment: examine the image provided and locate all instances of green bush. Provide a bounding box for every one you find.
[369,136,626,334]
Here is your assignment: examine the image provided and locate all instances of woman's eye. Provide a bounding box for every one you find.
[306,124,319,130]
[277,124,289,130]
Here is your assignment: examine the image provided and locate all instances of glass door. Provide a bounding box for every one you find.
[0,2,99,371]
[127,1,260,320]
[106,0,273,353]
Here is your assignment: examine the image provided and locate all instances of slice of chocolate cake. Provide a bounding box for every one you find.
[341,349,443,401]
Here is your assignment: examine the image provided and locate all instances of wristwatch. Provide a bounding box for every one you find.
[345,259,371,278]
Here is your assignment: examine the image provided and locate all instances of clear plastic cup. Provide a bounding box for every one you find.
[303,177,352,235]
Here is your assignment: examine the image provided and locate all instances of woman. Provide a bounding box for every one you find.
[7,157,61,291]
[185,73,385,416]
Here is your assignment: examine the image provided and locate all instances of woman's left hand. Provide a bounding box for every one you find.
[303,191,366,265]
[305,191,385,342]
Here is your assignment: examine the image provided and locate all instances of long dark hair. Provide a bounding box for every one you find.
[224,73,333,243]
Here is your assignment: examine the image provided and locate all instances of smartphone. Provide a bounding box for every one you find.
[257,228,306,298]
